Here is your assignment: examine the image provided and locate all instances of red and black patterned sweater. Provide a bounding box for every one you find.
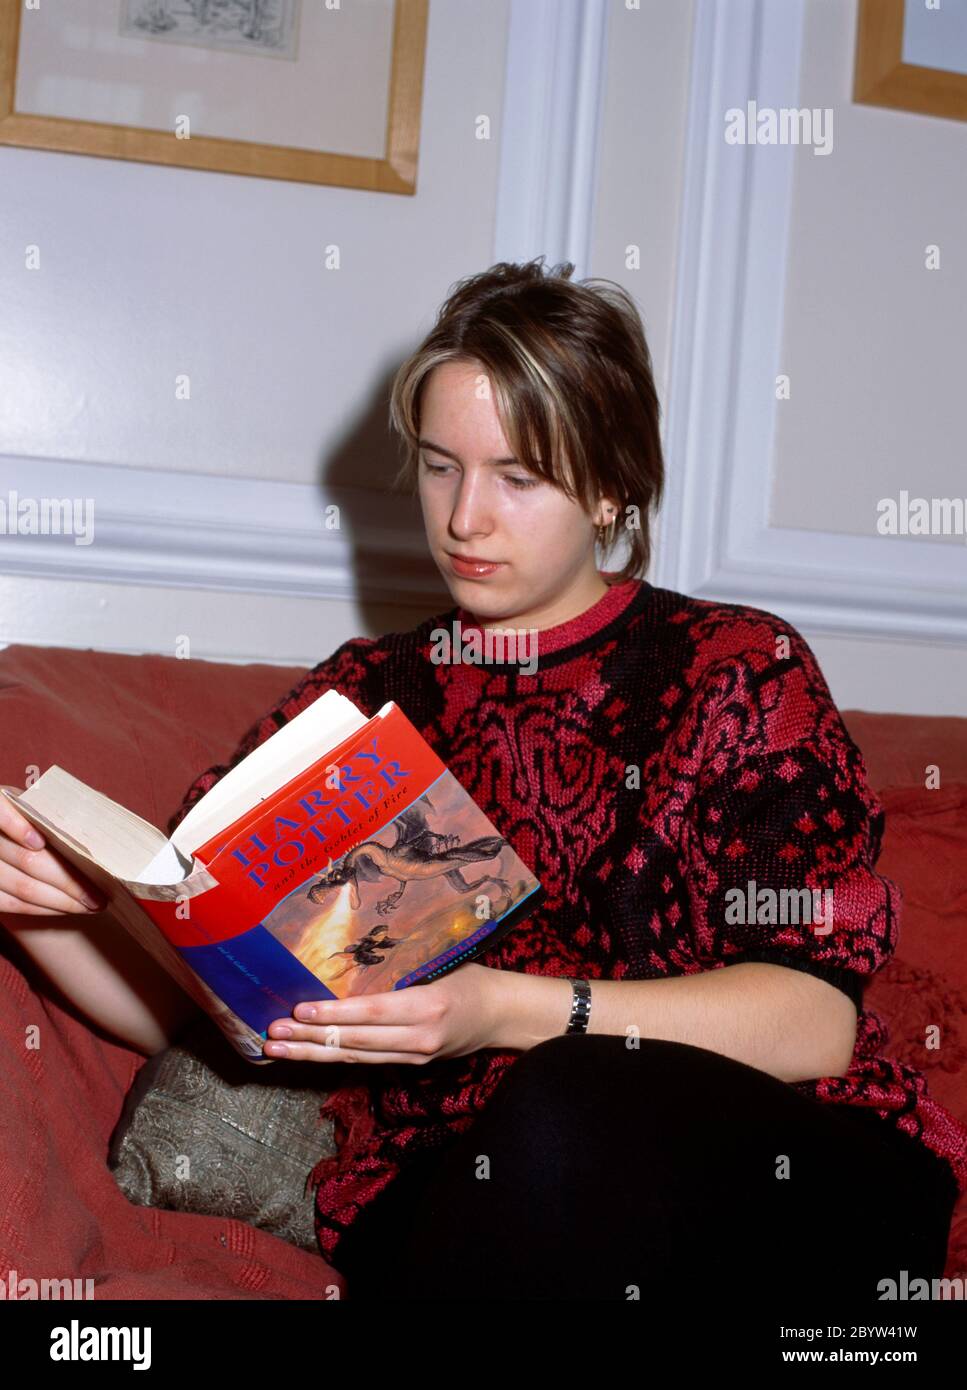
[167,576,967,1267]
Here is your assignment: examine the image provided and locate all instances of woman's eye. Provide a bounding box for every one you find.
[422,459,538,490]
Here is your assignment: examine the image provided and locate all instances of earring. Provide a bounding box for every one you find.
[597,507,618,547]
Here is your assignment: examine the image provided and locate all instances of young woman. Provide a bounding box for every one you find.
[2,260,964,1303]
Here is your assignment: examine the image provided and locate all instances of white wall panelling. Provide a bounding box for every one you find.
[0,455,439,605]
[0,0,611,646]
[656,0,966,646]
[493,0,610,277]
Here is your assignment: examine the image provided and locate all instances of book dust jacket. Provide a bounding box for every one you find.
[140,703,544,1041]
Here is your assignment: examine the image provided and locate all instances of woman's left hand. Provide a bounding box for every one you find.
[262,962,507,1065]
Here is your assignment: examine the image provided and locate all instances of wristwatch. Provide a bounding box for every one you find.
[565,978,592,1034]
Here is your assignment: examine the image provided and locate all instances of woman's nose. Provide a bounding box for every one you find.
[449,474,493,535]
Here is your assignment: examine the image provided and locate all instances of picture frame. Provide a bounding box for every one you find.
[855,0,967,123]
[0,0,429,192]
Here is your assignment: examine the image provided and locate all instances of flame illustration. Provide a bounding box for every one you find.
[292,878,355,984]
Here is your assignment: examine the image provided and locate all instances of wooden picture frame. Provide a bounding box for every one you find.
[855,0,967,123]
[0,0,428,192]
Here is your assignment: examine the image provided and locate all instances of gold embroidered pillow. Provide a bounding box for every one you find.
[107,1016,338,1253]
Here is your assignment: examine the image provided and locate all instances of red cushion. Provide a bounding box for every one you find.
[0,644,330,1299]
[0,649,964,1289]
[862,782,967,1279]
[0,943,344,1298]
[0,643,306,831]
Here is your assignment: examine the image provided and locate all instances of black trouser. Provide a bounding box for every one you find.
[331,1035,959,1303]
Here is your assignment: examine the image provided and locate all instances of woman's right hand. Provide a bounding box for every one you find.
[0,794,106,915]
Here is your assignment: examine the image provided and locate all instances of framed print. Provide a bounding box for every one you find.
[855,0,967,123]
[0,0,429,191]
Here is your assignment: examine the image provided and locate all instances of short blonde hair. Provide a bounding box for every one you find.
[388,257,665,583]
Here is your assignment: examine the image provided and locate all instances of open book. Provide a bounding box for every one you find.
[1,694,544,1063]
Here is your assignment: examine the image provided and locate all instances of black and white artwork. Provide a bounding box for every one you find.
[903,0,967,78]
[120,0,302,62]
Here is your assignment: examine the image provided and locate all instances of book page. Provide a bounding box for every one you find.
[169,689,368,859]
[5,770,180,882]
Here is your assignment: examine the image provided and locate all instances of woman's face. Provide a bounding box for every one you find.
[417,359,615,631]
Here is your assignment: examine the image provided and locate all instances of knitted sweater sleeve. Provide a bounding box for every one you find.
[165,635,380,840]
[683,624,900,1012]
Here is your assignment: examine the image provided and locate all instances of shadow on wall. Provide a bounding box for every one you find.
[313,357,450,632]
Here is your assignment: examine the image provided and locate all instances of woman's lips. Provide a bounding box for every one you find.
[447,554,505,578]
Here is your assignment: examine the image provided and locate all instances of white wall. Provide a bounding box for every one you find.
[589,0,695,410]
[0,0,964,712]
[639,0,967,715]
[775,0,966,544]
[0,0,514,662]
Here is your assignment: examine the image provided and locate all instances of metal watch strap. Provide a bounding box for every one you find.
[565,978,592,1034]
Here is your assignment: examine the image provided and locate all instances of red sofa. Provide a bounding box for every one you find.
[1,643,965,1298]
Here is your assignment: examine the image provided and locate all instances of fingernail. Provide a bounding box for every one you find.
[83,894,104,911]
[265,1043,289,1056]
[271,1025,293,1038]
[25,830,45,850]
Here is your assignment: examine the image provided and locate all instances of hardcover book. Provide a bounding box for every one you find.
[2,692,544,1063]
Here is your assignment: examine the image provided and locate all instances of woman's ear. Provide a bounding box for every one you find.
[595,498,621,528]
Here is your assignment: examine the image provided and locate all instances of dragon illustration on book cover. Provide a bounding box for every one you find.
[305,793,514,981]
[305,792,511,917]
